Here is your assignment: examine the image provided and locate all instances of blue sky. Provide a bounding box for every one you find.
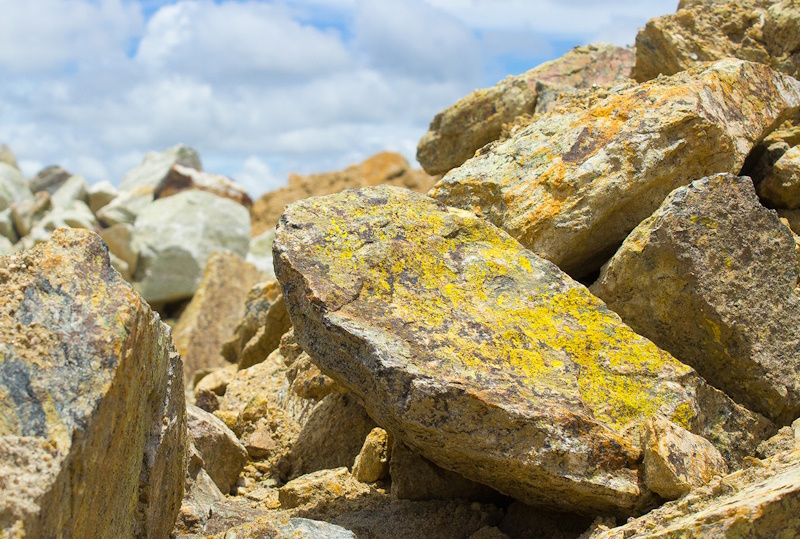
[0,0,676,196]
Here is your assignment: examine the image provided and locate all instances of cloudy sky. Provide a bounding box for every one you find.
[0,0,676,196]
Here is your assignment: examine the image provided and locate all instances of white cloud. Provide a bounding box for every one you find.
[232,156,286,195]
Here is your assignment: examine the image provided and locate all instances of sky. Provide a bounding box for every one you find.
[0,0,677,196]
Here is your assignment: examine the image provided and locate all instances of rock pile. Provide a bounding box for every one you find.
[4,0,800,537]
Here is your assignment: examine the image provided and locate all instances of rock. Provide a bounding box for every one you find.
[194,364,238,413]
[0,228,186,539]
[353,427,391,483]
[38,199,98,232]
[0,208,17,243]
[0,145,18,170]
[469,527,510,539]
[757,144,800,208]
[642,416,728,501]
[390,441,501,502]
[218,349,289,417]
[757,426,797,459]
[278,468,371,510]
[119,144,202,192]
[251,151,436,236]
[245,229,276,280]
[96,188,153,226]
[172,251,263,380]
[99,223,139,274]
[417,43,634,175]
[50,174,89,208]
[131,190,251,303]
[634,0,800,82]
[155,164,252,208]
[289,393,376,477]
[287,353,343,402]
[28,165,71,195]
[187,404,248,495]
[591,174,800,425]
[0,162,33,212]
[274,185,771,515]
[213,515,357,539]
[431,59,800,278]
[10,191,51,238]
[88,180,118,214]
[498,502,593,539]
[220,280,291,369]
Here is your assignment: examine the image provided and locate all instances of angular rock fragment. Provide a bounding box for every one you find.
[0,228,186,539]
[418,43,634,175]
[353,427,391,483]
[50,174,88,209]
[10,191,51,237]
[155,164,252,208]
[431,59,800,277]
[757,145,800,208]
[211,515,357,539]
[0,163,33,212]
[28,165,71,195]
[592,174,800,424]
[119,143,201,192]
[187,404,248,495]
[278,468,370,510]
[87,180,118,214]
[194,364,238,413]
[96,188,153,227]
[172,251,263,380]
[274,185,770,514]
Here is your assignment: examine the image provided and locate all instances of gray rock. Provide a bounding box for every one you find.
[96,188,154,227]
[10,191,52,238]
[119,144,201,192]
[0,162,33,212]
[132,190,250,303]
[38,199,98,232]
[0,208,18,242]
[591,174,800,425]
[245,229,276,280]
[50,174,89,208]
[186,404,248,495]
[28,165,71,195]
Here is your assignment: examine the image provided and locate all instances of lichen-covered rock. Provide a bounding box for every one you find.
[353,427,391,483]
[132,190,251,303]
[155,164,252,208]
[0,163,33,213]
[172,251,263,380]
[119,144,202,192]
[0,228,186,539]
[431,59,800,278]
[642,416,728,501]
[591,174,800,425]
[757,144,800,209]
[633,0,800,82]
[274,185,770,515]
[278,468,371,510]
[417,43,634,175]
[187,404,248,495]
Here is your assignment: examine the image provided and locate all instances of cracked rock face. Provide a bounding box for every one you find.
[0,228,186,539]
[273,185,769,515]
[430,59,800,278]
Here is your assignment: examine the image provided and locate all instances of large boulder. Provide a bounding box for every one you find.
[0,228,186,539]
[172,251,263,380]
[274,185,772,515]
[633,0,800,82]
[591,174,800,425]
[131,190,251,303]
[430,59,800,278]
[417,43,634,176]
[0,163,33,213]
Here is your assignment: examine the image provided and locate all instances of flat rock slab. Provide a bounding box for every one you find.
[274,185,769,515]
[592,174,800,425]
[431,59,800,278]
[0,229,186,539]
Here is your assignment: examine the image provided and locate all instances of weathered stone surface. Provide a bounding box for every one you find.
[0,163,33,213]
[218,349,289,417]
[431,59,800,278]
[220,281,291,370]
[38,200,98,233]
[99,223,138,274]
[591,174,800,425]
[119,144,202,192]
[274,185,770,514]
[634,0,800,82]
[10,191,51,238]
[213,515,357,539]
[498,502,593,539]
[287,352,343,401]
[0,228,186,539]
[353,427,391,483]
[172,251,263,380]
[88,180,118,214]
[155,164,252,208]
[418,43,634,176]
[278,468,371,510]
[132,190,251,303]
[28,165,71,195]
[0,209,17,243]
[642,416,728,501]
[187,404,248,495]
[96,188,153,227]
[0,145,18,170]
[251,152,436,236]
[245,229,276,280]
[194,364,238,413]
[50,174,88,209]
[757,144,800,208]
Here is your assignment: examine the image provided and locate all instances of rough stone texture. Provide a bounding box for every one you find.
[172,252,263,380]
[211,516,357,539]
[498,502,593,539]
[251,152,436,236]
[194,364,238,413]
[417,43,635,175]
[0,228,186,539]
[119,144,202,192]
[220,281,291,370]
[390,441,501,502]
[757,144,800,208]
[132,190,251,303]
[0,145,18,170]
[87,180,118,214]
[287,353,343,402]
[633,0,800,82]
[186,404,247,495]
[278,468,371,510]
[642,416,728,501]
[591,174,800,425]
[218,350,289,417]
[38,200,98,233]
[431,59,800,278]
[353,427,391,483]
[155,164,252,208]
[274,185,771,515]
[0,163,33,213]
[28,165,71,195]
[289,393,376,478]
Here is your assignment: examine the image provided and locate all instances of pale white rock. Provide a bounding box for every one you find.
[50,175,89,209]
[0,163,33,212]
[245,229,276,280]
[87,180,118,214]
[119,144,201,192]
